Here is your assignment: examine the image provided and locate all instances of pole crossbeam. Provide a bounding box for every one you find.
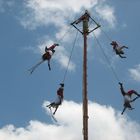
[71,10,100,35]
[71,10,100,140]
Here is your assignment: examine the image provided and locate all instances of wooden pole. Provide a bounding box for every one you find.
[71,10,100,140]
[82,14,89,140]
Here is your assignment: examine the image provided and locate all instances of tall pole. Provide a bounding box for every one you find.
[82,14,89,140]
[71,10,100,140]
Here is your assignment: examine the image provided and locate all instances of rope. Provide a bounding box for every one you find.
[62,30,79,83]
[89,14,113,42]
[93,32,120,83]
[56,26,73,44]
[100,28,112,42]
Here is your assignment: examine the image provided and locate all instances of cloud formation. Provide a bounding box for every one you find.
[0,101,140,140]
[0,0,117,71]
[95,4,116,28]
[20,0,117,29]
[129,64,140,81]
[19,0,117,71]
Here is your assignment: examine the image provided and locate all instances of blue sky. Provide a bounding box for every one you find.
[0,0,140,139]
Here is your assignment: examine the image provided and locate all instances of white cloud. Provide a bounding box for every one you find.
[20,0,117,71]
[129,64,140,81]
[95,4,116,28]
[0,101,140,140]
[20,0,116,30]
[54,46,76,71]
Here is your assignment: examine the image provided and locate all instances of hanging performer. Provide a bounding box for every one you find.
[28,43,59,74]
[110,41,128,58]
[118,82,140,115]
[43,43,59,71]
[46,83,64,115]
